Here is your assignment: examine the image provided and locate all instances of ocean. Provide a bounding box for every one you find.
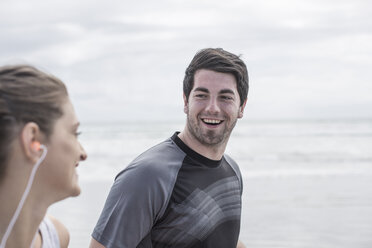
[49,119,372,248]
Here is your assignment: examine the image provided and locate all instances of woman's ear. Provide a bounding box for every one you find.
[20,122,42,163]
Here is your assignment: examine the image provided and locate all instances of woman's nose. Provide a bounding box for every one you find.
[79,143,88,161]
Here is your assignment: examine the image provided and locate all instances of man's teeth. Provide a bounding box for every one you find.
[203,119,222,124]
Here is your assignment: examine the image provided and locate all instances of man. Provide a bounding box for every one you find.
[90,48,248,248]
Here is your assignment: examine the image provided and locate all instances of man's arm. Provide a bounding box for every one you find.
[89,238,106,248]
[90,156,176,247]
[237,240,246,248]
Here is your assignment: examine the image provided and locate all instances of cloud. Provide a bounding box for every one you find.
[0,0,371,122]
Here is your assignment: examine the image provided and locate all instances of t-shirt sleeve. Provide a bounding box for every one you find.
[224,154,243,195]
[92,161,174,248]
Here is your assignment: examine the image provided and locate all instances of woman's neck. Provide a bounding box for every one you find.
[0,171,48,248]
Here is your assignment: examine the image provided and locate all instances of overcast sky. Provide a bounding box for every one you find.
[1,0,371,123]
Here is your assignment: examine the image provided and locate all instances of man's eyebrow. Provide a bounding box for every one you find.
[219,89,235,95]
[193,87,209,93]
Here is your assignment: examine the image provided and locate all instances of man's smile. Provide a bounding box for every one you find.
[201,118,224,126]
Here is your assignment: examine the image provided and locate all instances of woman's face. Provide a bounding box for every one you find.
[40,98,87,200]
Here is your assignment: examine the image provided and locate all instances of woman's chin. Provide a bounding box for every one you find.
[70,186,81,197]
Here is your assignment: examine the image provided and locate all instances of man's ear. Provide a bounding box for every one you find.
[183,93,188,114]
[20,122,42,163]
[238,99,247,119]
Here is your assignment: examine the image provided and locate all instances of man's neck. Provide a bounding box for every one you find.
[177,130,227,160]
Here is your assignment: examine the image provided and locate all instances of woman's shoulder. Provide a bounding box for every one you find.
[46,215,70,248]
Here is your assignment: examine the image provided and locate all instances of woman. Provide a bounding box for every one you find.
[0,65,87,247]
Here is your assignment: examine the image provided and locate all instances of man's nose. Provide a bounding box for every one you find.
[205,98,220,114]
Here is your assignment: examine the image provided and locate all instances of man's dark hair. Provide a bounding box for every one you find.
[183,48,249,106]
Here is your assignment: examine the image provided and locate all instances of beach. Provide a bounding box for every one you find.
[49,119,372,247]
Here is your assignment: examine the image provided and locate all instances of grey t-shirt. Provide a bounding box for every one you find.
[92,133,243,248]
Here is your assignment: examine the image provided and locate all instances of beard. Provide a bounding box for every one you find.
[185,113,237,147]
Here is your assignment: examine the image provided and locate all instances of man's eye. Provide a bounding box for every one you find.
[195,94,207,98]
[221,95,233,100]
[75,131,82,137]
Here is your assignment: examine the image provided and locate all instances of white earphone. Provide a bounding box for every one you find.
[0,143,47,248]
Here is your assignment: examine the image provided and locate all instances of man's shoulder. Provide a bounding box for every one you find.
[223,153,238,166]
[133,137,184,166]
[111,137,185,208]
[223,154,242,178]
[116,137,185,180]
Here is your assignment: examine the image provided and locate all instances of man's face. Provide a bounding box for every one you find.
[184,69,246,147]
